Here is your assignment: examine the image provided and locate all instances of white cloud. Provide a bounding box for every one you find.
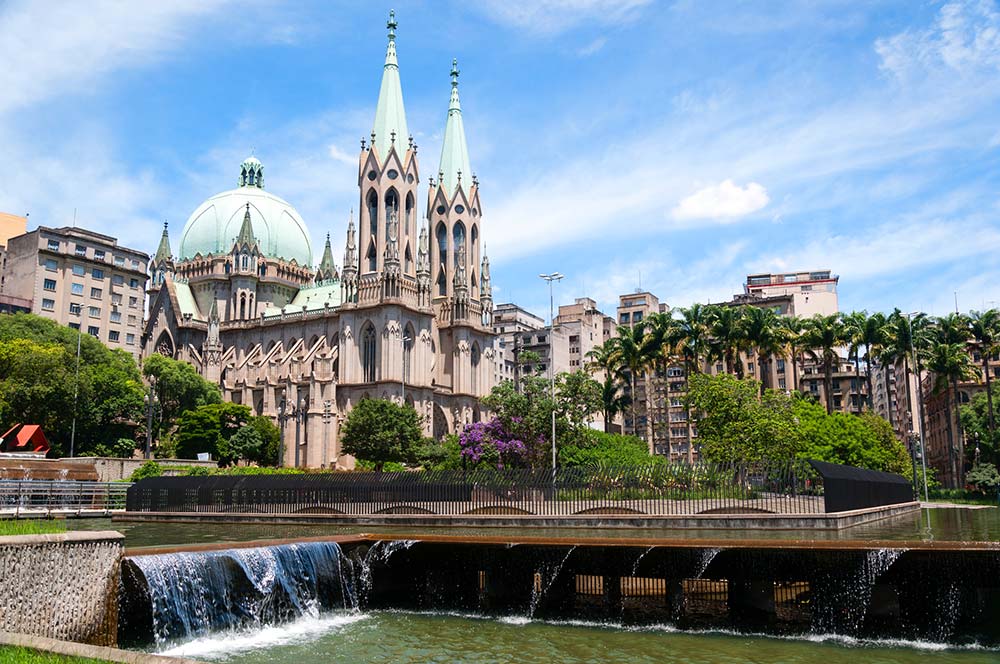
[671,180,770,222]
[328,144,357,166]
[875,0,1000,79]
[577,37,607,56]
[0,1,233,115]
[477,0,651,34]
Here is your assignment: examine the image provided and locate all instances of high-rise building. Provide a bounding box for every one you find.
[0,213,28,300]
[492,302,545,385]
[142,13,495,467]
[744,270,839,317]
[0,225,149,358]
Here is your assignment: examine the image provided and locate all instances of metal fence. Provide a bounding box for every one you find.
[0,480,131,517]
[125,460,847,516]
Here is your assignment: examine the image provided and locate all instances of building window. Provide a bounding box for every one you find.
[44,258,58,271]
[361,324,377,382]
[126,333,135,345]
[92,268,104,280]
[87,326,99,337]
[778,378,786,389]
[128,315,137,325]
[41,298,55,310]
[129,278,138,288]
[111,293,122,305]
[112,274,124,286]
[129,296,138,308]
[71,283,83,295]
[43,279,56,291]
[69,322,80,330]
[108,330,120,342]
[72,264,85,276]
[110,311,121,323]
[619,313,629,323]
[114,256,125,267]
[47,239,60,251]
[90,287,102,299]
[89,306,100,317]
[75,244,87,256]
[94,250,105,261]
[69,303,82,315]
[776,359,785,373]
[131,259,140,270]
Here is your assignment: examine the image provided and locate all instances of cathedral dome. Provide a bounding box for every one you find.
[177,156,313,265]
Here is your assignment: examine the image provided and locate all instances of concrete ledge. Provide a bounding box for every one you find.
[0,530,124,546]
[116,502,920,531]
[0,631,201,663]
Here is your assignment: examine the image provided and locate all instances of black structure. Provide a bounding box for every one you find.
[125,460,913,517]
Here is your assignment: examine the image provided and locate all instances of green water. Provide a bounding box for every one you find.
[157,611,997,664]
[70,506,1000,549]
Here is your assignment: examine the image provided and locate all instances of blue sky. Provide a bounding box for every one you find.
[2,0,1000,321]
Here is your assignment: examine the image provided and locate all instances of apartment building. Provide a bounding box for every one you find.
[0,213,28,298]
[1,226,149,359]
[492,302,546,386]
[744,270,839,317]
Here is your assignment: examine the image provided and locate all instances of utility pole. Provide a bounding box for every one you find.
[294,397,304,468]
[539,272,564,470]
[70,326,81,458]
[907,312,930,502]
[277,394,286,468]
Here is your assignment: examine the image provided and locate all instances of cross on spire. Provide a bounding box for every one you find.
[387,9,397,41]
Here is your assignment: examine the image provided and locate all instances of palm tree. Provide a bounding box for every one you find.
[586,343,628,434]
[882,309,927,431]
[673,303,713,462]
[931,313,974,484]
[743,306,784,393]
[925,340,980,487]
[780,315,806,392]
[608,322,653,453]
[642,312,678,449]
[801,313,846,414]
[708,306,747,377]
[968,309,1000,441]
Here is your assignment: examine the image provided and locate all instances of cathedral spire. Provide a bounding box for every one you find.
[371,9,409,165]
[154,221,172,263]
[437,58,472,198]
[235,203,257,248]
[315,233,338,283]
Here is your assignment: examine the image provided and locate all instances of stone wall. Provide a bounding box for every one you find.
[0,531,123,646]
[61,457,218,482]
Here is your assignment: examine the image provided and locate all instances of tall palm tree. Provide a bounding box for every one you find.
[585,342,628,434]
[708,306,747,377]
[882,309,928,431]
[641,312,677,448]
[925,340,980,487]
[780,315,806,392]
[801,313,846,414]
[931,313,974,483]
[841,311,868,411]
[608,322,653,453]
[743,306,784,393]
[673,303,714,462]
[968,309,1000,441]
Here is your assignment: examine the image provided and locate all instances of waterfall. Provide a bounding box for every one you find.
[631,546,656,577]
[693,548,720,579]
[813,548,905,635]
[529,546,577,617]
[126,541,356,645]
[355,539,417,605]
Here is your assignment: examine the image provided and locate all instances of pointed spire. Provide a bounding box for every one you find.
[207,300,220,346]
[236,203,257,248]
[154,221,172,263]
[372,9,409,165]
[343,211,358,271]
[438,58,473,198]
[315,233,338,283]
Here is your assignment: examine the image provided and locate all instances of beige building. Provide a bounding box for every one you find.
[1,225,148,358]
[744,270,839,318]
[492,302,545,386]
[0,213,28,298]
[142,15,495,468]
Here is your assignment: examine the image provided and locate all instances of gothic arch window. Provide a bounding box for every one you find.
[471,342,481,395]
[248,294,254,317]
[239,294,247,320]
[403,323,415,388]
[404,244,413,273]
[471,225,478,250]
[366,242,377,273]
[241,252,249,270]
[361,323,377,382]
[367,189,379,241]
[405,192,414,233]
[471,270,477,296]
[435,222,448,272]
[241,168,247,186]
[452,222,466,267]
[248,170,255,186]
[437,269,447,296]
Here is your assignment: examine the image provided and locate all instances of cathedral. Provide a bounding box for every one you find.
[142,12,496,468]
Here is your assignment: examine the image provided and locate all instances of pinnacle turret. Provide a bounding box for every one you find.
[154,221,172,263]
[235,203,257,248]
[437,58,472,198]
[315,233,338,283]
[371,9,409,165]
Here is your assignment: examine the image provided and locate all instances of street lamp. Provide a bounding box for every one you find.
[144,381,158,460]
[322,400,333,469]
[70,318,81,458]
[401,335,412,402]
[277,394,287,468]
[539,272,564,470]
[906,311,930,502]
[294,397,305,468]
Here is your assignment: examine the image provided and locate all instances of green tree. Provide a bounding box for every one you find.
[227,426,264,465]
[608,322,657,452]
[801,313,846,414]
[685,373,802,463]
[142,353,221,439]
[0,314,144,456]
[559,430,664,467]
[340,398,423,471]
[925,340,980,487]
[174,403,251,462]
[743,306,784,393]
[482,375,565,466]
[247,415,281,466]
[960,384,1000,467]
[707,305,747,377]
[585,342,629,433]
[968,309,999,443]
[794,399,909,475]
[555,370,603,431]
[780,315,807,392]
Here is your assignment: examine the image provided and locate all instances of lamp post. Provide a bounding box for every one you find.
[70,323,81,458]
[144,382,157,460]
[294,397,305,468]
[322,400,333,469]
[906,311,930,502]
[401,335,412,402]
[539,272,564,470]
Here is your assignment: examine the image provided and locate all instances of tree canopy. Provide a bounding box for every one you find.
[174,403,250,463]
[340,398,423,471]
[142,353,221,439]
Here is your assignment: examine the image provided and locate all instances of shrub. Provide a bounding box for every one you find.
[129,460,163,482]
[559,430,664,467]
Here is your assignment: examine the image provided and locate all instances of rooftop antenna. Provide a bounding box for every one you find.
[72,208,77,228]
[955,291,959,314]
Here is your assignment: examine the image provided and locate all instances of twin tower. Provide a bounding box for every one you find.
[340,10,493,326]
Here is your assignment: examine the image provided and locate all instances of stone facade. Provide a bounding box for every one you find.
[141,15,495,468]
[0,531,122,646]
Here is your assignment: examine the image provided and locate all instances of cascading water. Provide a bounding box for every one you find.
[693,548,720,579]
[813,548,905,635]
[529,546,577,618]
[124,541,357,645]
[355,539,416,605]
[631,546,656,576]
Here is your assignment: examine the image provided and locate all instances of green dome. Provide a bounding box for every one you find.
[177,158,313,265]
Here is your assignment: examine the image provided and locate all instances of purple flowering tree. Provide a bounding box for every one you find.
[458,417,527,469]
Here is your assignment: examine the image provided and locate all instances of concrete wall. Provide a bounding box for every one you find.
[0,531,123,646]
[62,457,219,482]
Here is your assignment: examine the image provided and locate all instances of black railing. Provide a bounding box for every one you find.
[122,459,912,517]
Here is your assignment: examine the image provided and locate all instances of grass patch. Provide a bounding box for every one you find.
[0,520,66,537]
[0,646,108,663]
